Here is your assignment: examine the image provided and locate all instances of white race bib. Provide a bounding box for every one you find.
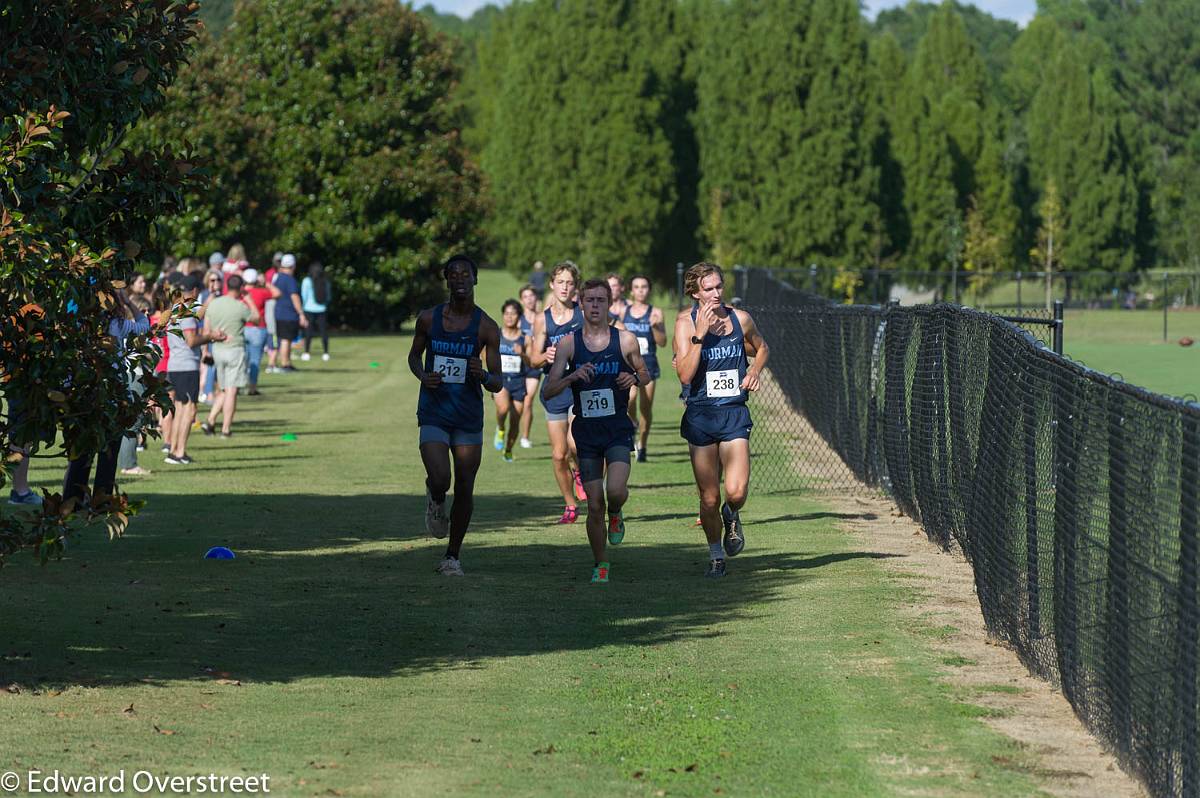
[706,369,740,398]
[433,355,466,384]
[638,337,650,356]
[501,354,522,374]
[580,388,616,418]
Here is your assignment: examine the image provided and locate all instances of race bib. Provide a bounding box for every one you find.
[501,354,523,374]
[433,355,466,384]
[580,388,615,418]
[638,337,650,356]
[706,369,740,398]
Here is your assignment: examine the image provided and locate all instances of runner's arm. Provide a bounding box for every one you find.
[739,310,769,391]
[528,314,549,369]
[542,335,580,399]
[475,316,504,394]
[650,307,667,347]
[674,309,703,385]
[407,310,441,389]
[616,331,651,390]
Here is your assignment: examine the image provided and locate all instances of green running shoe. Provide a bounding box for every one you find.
[493,428,505,451]
[607,511,625,545]
[591,562,610,584]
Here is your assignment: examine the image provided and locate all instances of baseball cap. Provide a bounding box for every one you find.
[281,254,297,268]
[242,268,259,284]
[208,251,225,267]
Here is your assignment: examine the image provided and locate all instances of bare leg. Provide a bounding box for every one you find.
[688,443,723,545]
[719,438,751,511]
[494,388,511,436]
[505,403,522,454]
[520,378,538,441]
[583,474,607,563]
[638,381,657,452]
[219,387,238,435]
[170,401,197,458]
[447,444,482,558]
[547,420,575,507]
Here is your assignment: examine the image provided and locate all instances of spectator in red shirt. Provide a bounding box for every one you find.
[241,268,279,395]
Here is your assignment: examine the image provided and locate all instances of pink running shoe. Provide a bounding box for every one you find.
[557,505,579,524]
[573,469,587,502]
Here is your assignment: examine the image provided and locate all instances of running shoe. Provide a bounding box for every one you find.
[721,503,745,557]
[493,428,505,450]
[636,448,648,464]
[161,443,171,454]
[8,489,44,506]
[164,454,190,465]
[519,437,533,449]
[435,556,464,577]
[322,353,330,362]
[425,490,449,539]
[502,452,515,463]
[200,421,216,436]
[591,562,610,584]
[300,352,311,361]
[573,469,586,502]
[556,505,578,524]
[607,510,625,545]
[705,558,727,578]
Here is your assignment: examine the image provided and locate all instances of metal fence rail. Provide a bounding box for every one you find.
[738,267,1198,798]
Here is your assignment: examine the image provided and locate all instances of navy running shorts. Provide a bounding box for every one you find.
[502,375,527,403]
[679,404,753,447]
[419,424,483,447]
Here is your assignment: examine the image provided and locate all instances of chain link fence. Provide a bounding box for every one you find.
[736,267,1198,798]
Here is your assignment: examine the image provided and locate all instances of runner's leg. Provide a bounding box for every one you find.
[638,381,656,452]
[719,438,751,512]
[688,443,723,546]
[446,444,482,559]
[547,420,575,507]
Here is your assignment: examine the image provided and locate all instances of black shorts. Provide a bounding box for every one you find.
[276,319,300,341]
[168,370,200,404]
[502,375,527,403]
[572,417,634,482]
[680,404,753,447]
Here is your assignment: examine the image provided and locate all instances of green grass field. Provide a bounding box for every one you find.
[1061,309,1200,399]
[1,270,1074,796]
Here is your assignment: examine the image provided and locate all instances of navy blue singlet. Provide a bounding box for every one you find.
[685,306,748,407]
[499,332,527,399]
[622,304,660,378]
[570,328,635,436]
[540,304,583,414]
[416,304,484,432]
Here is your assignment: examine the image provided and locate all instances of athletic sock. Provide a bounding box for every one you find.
[709,542,724,560]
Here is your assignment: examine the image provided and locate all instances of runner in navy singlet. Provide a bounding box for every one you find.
[518,284,541,449]
[408,255,503,577]
[544,279,650,584]
[530,261,586,523]
[492,299,528,462]
[674,262,770,578]
[623,275,667,462]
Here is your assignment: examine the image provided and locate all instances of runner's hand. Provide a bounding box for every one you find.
[572,362,596,384]
[741,371,761,392]
[694,303,716,338]
[614,372,637,390]
[544,344,556,364]
[467,356,487,380]
[421,371,444,390]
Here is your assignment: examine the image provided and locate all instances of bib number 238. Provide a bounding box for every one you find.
[706,369,740,398]
[434,355,467,384]
[580,388,615,418]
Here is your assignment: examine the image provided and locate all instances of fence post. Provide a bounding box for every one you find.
[809,263,818,296]
[732,264,747,306]
[1164,271,1169,342]
[1053,300,1064,356]
[676,262,684,310]
[1016,271,1023,313]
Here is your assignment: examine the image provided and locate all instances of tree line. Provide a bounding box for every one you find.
[423,0,1196,292]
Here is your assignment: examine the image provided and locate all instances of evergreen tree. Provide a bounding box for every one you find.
[867,33,910,265]
[694,0,880,270]
[484,0,681,278]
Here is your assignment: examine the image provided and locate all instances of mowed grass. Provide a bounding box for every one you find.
[1061,308,1200,399]
[0,270,1057,797]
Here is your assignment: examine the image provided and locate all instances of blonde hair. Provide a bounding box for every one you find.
[227,243,247,263]
[684,262,724,298]
[550,260,580,287]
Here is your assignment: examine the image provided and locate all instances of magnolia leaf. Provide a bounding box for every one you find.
[112,61,130,75]
[110,279,127,289]
[46,390,66,402]
[132,66,150,85]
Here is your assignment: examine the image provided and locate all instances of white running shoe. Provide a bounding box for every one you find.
[435,556,465,577]
[425,491,449,539]
[322,353,330,361]
[300,352,311,361]
[519,437,533,449]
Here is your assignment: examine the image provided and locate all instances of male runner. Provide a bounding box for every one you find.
[493,299,528,461]
[606,273,628,322]
[530,261,586,522]
[622,275,667,462]
[544,279,650,584]
[674,262,769,578]
[408,255,503,576]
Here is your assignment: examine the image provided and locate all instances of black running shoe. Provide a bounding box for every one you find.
[200,421,216,436]
[721,503,745,557]
[636,448,647,463]
[705,558,727,578]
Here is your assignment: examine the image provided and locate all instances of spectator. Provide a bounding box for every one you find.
[199,269,224,403]
[208,251,224,272]
[63,291,152,501]
[200,274,259,438]
[529,260,547,302]
[129,273,150,314]
[149,289,174,454]
[158,255,177,284]
[272,253,307,372]
[264,252,283,374]
[301,260,331,361]
[241,268,278,395]
[165,273,226,465]
[6,398,43,506]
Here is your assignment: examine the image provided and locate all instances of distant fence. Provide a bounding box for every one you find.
[739,267,1199,798]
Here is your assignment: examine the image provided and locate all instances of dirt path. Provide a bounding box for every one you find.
[758,373,1147,798]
